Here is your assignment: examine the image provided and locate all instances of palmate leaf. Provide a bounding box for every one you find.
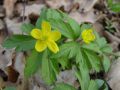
[50,59,60,75]
[24,50,42,78]
[25,50,57,84]
[52,83,77,90]
[57,10,81,38]
[88,80,98,90]
[75,64,90,90]
[47,9,63,20]
[102,55,110,72]
[21,23,34,34]
[57,57,70,69]
[83,49,101,72]
[41,50,56,85]
[49,19,76,39]
[46,9,81,39]
[67,18,81,38]
[52,41,79,59]
[101,44,113,54]
[82,43,101,54]
[3,35,36,52]
[95,33,113,54]
[75,47,90,90]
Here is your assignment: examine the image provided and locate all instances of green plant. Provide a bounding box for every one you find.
[107,0,120,12]
[3,87,16,90]
[2,8,113,90]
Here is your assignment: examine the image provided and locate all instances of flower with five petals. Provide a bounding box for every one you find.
[81,29,95,44]
[31,21,61,53]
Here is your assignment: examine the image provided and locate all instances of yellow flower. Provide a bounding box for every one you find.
[81,29,95,44]
[31,21,61,53]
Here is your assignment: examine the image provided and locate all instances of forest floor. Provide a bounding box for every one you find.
[0,0,120,90]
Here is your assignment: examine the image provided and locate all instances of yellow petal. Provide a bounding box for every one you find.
[50,30,61,41]
[35,40,47,52]
[47,40,59,53]
[42,21,51,33]
[82,29,95,44]
[83,39,90,44]
[31,29,42,39]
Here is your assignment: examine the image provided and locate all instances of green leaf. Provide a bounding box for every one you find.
[107,0,113,6]
[52,83,77,90]
[74,65,90,90]
[95,37,112,54]
[96,37,107,48]
[109,3,120,13]
[82,43,101,54]
[103,55,110,72]
[75,48,90,90]
[21,23,34,34]
[41,50,56,84]
[50,59,60,75]
[24,50,42,78]
[57,10,81,38]
[97,80,108,90]
[67,18,81,38]
[52,42,79,59]
[49,19,76,39]
[96,79,104,89]
[103,84,109,90]
[3,35,36,52]
[47,9,62,20]
[76,47,92,71]
[84,49,101,72]
[36,8,47,29]
[101,44,113,54]
[96,79,109,90]
[58,57,69,69]
[88,80,98,90]
[3,87,16,90]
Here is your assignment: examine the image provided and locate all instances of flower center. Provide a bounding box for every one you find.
[41,36,48,41]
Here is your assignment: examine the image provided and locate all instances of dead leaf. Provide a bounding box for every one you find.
[75,0,98,12]
[3,0,17,18]
[69,9,98,24]
[14,52,25,77]
[7,66,19,83]
[57,70,79,88]
[107,57,120,90]
[45,0,73,12]
[20,4,45,17]
[0,45,13,70]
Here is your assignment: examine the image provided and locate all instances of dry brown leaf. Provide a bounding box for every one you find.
[7,66,19,83]
[20,4,45,17]
[75,0,98,12]
[14,52,25,77]
[0,45,13,70]
[69,9,98,24]
[3,0,17,18]
[5,18,25,34]
[45,0,73,12]
[57,70,79,88]
[107,57,120,90]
